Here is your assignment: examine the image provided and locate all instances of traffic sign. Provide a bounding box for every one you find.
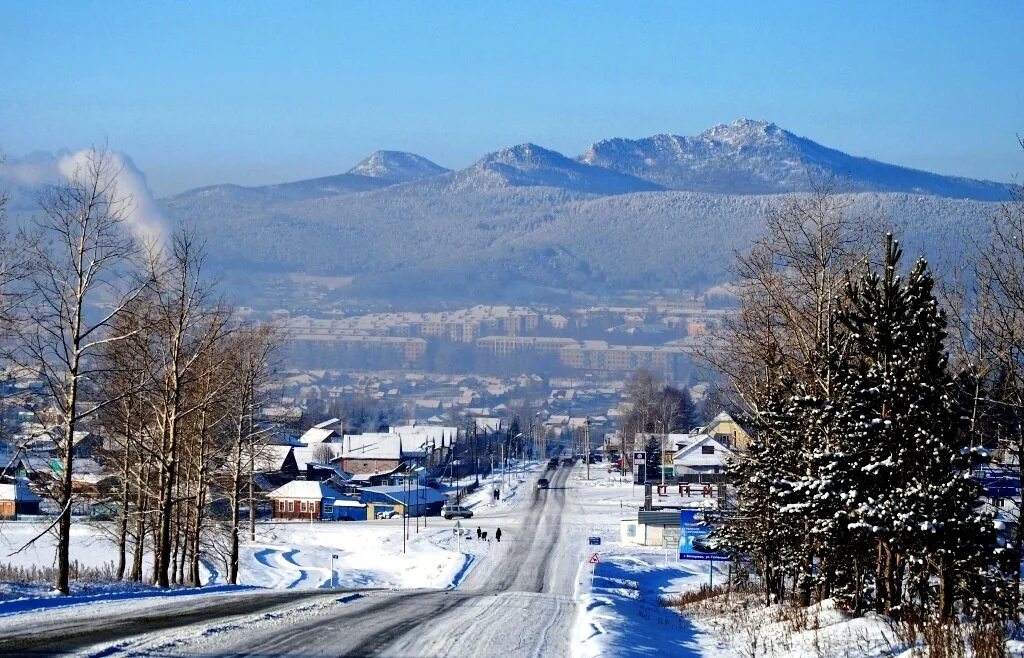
[588,553,599,564]
[633,451,646,464]
[588,536,601,545]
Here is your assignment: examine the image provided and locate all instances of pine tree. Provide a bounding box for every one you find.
[834,235,992,618]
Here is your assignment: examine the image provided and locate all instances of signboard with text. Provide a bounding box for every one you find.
[679,509,729,562]
[633,451,646,464]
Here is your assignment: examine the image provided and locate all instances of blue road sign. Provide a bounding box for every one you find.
[679,509,729,562]
[588,536,601,545]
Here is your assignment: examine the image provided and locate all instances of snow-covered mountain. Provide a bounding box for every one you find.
[580,119,1010,200]
[107,121,1020,301]
[438,143,663,195]
[347,150,449,183]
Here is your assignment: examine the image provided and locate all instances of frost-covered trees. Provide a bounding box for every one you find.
[720,234,1001,620]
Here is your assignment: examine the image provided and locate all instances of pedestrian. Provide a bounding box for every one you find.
[495,527,502,543]
[482,531,488,541]
[476,526,482,539]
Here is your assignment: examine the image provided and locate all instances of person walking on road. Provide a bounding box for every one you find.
[476,526,482,539]
[495,527,502,543]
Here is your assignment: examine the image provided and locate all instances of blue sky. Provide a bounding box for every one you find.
[1,1,1021,195]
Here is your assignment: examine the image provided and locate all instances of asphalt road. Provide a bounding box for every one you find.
[0,463,583,657]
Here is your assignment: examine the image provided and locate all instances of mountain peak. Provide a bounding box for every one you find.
[700,118,786,145]
[448,142,662,195]
[580,120,1009,200]
[348,150,448,183]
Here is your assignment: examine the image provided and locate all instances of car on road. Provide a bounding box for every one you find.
[537,478,550,489]
[547,458,559,469]
[560,457,574,467]
[440,504,473,520]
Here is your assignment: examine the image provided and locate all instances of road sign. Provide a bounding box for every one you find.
[588,553,599,564]
[633,451,646,464]
[588,536,601,545]
[679,509,729,562]
[332,554,339,559]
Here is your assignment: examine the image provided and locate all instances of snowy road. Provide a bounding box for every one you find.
[0,464,591,657]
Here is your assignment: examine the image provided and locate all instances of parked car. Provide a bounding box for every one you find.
[441,504,473,520]
[537,478,550,489]
[376,510,400,519]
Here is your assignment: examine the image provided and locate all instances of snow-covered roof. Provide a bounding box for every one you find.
[256,445,294,472]
[300,427,340,445]
[312,418,341,430]
[342,433,402,460]
[390,425,456,454]
[268,479,345,500]
[673,435,733,467]
[361,485,447,505]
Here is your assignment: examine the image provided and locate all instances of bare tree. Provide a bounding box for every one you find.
[142,228,229,588]
[223,323,280,584]
[18,148,149,594]
[701,180,879,413]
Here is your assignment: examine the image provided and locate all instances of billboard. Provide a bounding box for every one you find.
[679,509,729,562]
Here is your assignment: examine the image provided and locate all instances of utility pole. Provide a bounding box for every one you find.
[585,418,591,481]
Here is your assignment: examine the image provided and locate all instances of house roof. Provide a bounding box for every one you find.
[300,428,340,445]
[268,479,346,500]
[390,425,456,454]
[342,433,402,460]
[673,435,733,466]
[360,485,447,505]
[312,418,341,430]
[256,445,294,472]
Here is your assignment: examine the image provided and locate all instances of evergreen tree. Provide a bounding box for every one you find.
[834,235,992,618]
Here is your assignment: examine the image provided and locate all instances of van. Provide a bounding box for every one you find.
[441,504,473,520]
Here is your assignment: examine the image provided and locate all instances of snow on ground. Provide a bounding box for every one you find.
[0,462,538,612]
[562,466,725,657]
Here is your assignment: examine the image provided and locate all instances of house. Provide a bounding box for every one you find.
[267,479,367,521]
[0,480,41,518]
[336,433,403,474]
[672,435,733,482]
[701,412,750,450]
[358,485,447,519]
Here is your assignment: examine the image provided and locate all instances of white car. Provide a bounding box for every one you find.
[441,504,473,520]
[376,510,400,519]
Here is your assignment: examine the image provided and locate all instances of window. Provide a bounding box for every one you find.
[324,503,333,514]
[701,446,715,455]
[300,501,308,512]
[278,501,285,512]
[288,501,294,512]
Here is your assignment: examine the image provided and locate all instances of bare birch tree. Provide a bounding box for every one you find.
[142,228,229,588]
[19,148,149,594]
